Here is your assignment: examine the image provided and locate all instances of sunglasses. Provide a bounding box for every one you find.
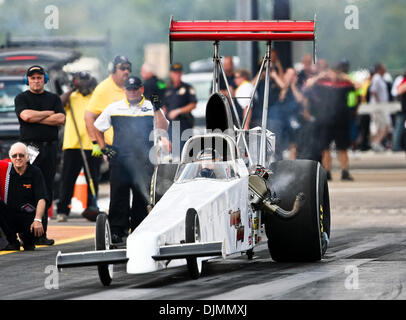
[118,65,131,72]
[11,153,26,159]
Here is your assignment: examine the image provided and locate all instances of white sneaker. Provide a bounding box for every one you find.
[56,214,68,222]
[371,142,385,152]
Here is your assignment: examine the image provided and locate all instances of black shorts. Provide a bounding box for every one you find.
[319,123,351,151]
[0,201,36,245]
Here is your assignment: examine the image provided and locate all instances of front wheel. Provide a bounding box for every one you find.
[95,213,114,286]
[185,209,203,279]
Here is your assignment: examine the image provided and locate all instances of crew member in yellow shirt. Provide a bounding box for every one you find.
[56,72,101,222]
[85,55,132,154]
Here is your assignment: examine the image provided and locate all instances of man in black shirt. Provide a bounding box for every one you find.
[14,65,65,245]
[305,69,355,180]
[163,63,197,158]
[0,142,48,251]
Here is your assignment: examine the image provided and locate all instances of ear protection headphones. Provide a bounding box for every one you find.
[112,61,118,73]
[24,66,49,85]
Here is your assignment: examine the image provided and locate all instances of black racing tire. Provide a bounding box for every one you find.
[265,160,331,262]
[151,164,178,205]
[185,208,203,279]
[95,213,113,286]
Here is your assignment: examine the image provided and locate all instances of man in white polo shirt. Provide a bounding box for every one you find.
[94,76,168,243]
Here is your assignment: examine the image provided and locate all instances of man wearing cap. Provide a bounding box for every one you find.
[14,65,65,246]
[93,76,169,243]
[163,63,197,157]
[85,55,132,157]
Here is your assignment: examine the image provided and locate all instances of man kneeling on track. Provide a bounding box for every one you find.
[0,142,48,251]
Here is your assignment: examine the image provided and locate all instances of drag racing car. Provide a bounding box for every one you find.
[56,18,330,286]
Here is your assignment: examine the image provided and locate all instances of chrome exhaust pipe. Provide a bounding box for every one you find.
[262,192,306,219]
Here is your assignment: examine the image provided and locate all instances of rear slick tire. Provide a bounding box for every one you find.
[265,160,331,262]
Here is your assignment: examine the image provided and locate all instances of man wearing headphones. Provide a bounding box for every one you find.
[14,65,66,246]
[85,55,132,155]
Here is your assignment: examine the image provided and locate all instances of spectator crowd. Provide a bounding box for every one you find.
[237,52,406,181]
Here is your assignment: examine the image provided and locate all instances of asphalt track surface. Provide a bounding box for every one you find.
[1,151,406,304]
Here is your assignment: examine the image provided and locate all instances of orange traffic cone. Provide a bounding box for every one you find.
[73,170,87,210]
[47,201,53,219]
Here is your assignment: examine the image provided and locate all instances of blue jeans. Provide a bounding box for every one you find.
[392,112,405,151]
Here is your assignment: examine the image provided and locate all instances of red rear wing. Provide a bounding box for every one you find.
[169,18,315,42]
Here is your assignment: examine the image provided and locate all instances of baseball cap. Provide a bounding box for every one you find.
[26,65,45,76]
[125,76,143,90]
[170,63,183,72]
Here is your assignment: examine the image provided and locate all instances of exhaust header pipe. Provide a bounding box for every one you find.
[262,192,306,219]
[248,172,305,219]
